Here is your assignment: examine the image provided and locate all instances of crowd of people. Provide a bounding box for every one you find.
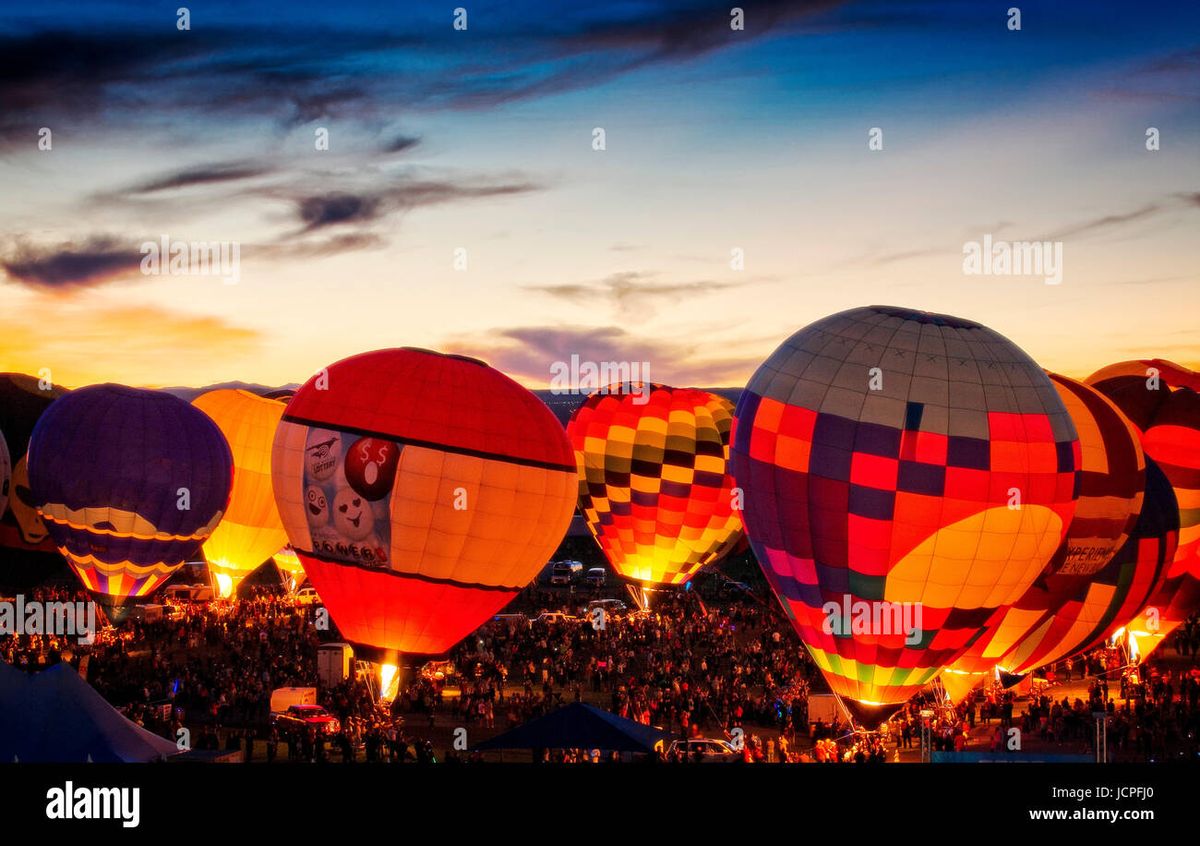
[4,579,1200,763]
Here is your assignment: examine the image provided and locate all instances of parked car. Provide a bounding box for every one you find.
[271,704,340,736]
[667,738,738,761]
[584,598,627,617]
[584,567,607,587]
[294,586,322,606]
[549,560,584,585]
[535,611,578,625]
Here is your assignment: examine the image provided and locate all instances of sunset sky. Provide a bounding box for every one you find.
[1,0,1197,390]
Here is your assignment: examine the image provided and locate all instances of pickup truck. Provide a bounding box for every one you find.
[271,704,341,736]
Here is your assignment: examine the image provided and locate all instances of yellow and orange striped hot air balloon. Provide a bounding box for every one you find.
[1087,360,1200,655]
[566,383,744,594]
[939,373,1144,702]
[193,389,289,598]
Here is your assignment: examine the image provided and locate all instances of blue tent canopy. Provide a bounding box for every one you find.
[473,703,669,753]
[0,662,179,763]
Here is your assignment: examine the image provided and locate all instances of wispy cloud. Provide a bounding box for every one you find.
[447,324,761,387]
[124,161,275,194]
[527,270,740,318]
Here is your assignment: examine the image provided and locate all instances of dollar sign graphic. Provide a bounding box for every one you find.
[361,442,378,485]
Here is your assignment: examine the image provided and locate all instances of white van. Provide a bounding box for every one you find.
[270,686,318,715]
[585,567,606,587]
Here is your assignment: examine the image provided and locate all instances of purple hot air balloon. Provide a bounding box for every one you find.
[27,384,233,621]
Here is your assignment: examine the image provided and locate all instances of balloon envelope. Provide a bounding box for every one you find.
[271,348,577,658]
[940,372,1144,684]
[731,306,1078,710]
[0,431,10,522]
[28,384,233,619]
[0,373,67,554]
[1088,360,1200,652]
[567,383,744,587]
[193,389,289,598]
[1001,457,1177,674]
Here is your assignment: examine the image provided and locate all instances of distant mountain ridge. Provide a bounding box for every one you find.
[158,382,302,402]
[160,383,743,422]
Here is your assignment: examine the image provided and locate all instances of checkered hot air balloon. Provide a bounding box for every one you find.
[27,384,233,622]
[566,383,744,590]
[271,348,577,668]
[730,306,1079,718]
[1087,359,1200,654]
[192,389,289,598]
[940,372,1145,699]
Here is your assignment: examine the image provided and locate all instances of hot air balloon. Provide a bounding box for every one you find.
[730,306,1079,719]
[8,456,49,547]
[271,348,577,692]
[566,383,744,604]
[0,373,67,555]
[1088,360,1200,654]
[272,545,307,592]
[939,372,1144,701]
[192,389,289,598]
[27,384,233,622]
[1000,457,1177,675]
[0,431,10,522]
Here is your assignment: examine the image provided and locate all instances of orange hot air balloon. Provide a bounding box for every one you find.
[192,389,289,598]
[730,306,1079,719]
[940,373,1144,699]
[567,383,744,592]
[1087,360,1200,654]
[271,348,577,679]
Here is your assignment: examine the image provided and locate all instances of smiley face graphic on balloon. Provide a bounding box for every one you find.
[332,487,375,541]
[305,485,330,528]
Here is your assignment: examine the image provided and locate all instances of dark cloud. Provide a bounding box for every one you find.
[298,193,384,230]
[1,236,143,290]
[0,2,848,144]
[287,175,540,232]
[382,134,420,153]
